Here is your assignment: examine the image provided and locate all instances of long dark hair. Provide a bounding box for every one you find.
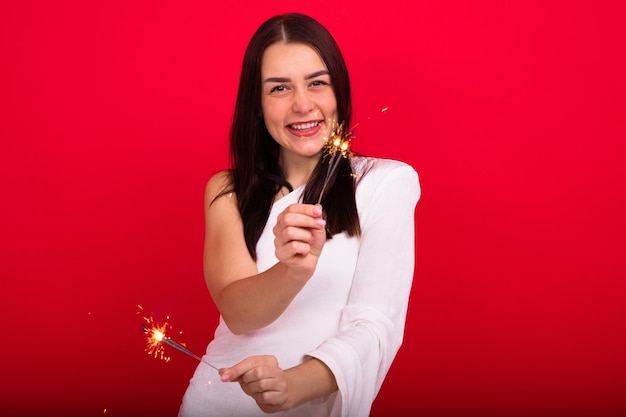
[226,13,360,260]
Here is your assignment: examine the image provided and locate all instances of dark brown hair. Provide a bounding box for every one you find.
[226,13,360,260]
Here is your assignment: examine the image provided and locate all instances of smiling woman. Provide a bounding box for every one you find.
[177,12,420,417]
[3,1,625,416]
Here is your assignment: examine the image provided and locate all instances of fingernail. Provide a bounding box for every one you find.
[313,207,322,216]
[316,219,326,226]
[220,374,230,382]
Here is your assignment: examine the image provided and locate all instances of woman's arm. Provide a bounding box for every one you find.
[203,171,327,334]
[307,161,421,416]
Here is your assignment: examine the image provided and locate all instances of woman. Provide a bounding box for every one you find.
[179,13,420,417]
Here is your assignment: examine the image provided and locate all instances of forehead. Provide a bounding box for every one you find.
[261,42,327,75]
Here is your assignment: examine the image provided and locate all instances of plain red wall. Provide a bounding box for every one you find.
[1,1,625,416]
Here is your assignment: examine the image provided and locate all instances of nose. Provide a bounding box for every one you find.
[291,88,314,113]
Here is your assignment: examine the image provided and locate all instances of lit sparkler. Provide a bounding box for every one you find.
[139,305,218,371]
[317,122,354,204]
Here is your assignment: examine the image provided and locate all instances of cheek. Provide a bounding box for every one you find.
[262,99,286,124]
[262,113,283,141]
[261,109,278,128]
[322,96,338,117]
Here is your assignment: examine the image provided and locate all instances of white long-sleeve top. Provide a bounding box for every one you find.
[179,157,420,417]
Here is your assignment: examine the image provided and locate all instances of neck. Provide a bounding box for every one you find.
[279,151,320,189]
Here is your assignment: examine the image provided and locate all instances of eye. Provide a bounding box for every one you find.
[310,80,329,88]
[269,85,289,93]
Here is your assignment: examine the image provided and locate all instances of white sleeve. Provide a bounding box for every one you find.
[307,161,421,416]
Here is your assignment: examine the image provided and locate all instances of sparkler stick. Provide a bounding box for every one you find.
[141,325,219,371]
[317,122,353,204]
[138,305,219,371]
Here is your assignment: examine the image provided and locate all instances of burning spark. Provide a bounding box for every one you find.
[141,312,173,362]
[318,122,354,204]
[138,305,218,370]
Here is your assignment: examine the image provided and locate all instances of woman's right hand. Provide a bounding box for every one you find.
[273,204,327,280]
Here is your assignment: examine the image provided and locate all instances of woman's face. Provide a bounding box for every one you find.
[261,42,338,161]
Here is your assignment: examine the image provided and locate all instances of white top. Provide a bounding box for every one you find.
[179,157,420,417]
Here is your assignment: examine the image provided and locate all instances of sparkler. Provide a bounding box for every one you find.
[317,122,354,204]
[139,305,219,371]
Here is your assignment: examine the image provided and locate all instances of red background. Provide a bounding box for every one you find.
[1,1,625,416]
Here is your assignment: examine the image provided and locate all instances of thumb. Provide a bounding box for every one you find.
[310,207,327,255]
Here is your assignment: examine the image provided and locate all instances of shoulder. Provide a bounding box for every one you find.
[352,156,420,206]
[205,170,234,204]
[352,156,419,187]
[204,170,240,220]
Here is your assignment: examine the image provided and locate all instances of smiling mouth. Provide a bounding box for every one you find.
[288,121,321,131]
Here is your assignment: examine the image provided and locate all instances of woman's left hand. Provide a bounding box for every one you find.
[219,355,290,413]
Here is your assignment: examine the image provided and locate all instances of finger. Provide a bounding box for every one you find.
[281,203,324,218]
[239,368,285,400]
[275,213,326,234]
[273,217,326,249]
[308,223,327,254]
[275,240,313,259]
[274,225,314,247]
[277,204,325,226]
[220,355,277,382]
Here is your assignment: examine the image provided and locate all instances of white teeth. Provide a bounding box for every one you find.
[289,122,319,130]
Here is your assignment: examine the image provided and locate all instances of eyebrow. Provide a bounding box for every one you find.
[263,70,330,83]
